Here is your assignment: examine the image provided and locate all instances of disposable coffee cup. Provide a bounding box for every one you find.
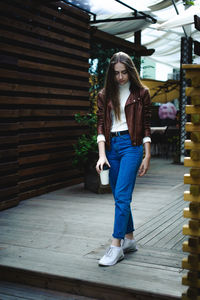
[100,164,110,185]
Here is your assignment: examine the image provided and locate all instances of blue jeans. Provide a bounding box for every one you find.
[106,134,143,239]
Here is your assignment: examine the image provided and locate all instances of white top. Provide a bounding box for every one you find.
[111,81,130,132]
[97,81,151,144]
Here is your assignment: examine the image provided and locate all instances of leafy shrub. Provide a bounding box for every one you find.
[73,113,98,170]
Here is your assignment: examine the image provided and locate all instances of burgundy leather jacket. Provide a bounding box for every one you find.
[97,87,151,149]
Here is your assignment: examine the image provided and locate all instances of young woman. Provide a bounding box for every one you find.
[96,52,151,266]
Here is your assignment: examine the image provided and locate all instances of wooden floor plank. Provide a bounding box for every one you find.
[86,243,184,270]
[143,216,186,248]
[0,247,185,299]
[154,219,186,247]
[0,281,96,300]
[136,200,186,243]
[0,158,188,299]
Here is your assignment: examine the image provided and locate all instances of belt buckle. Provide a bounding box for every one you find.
[115,132,119,136]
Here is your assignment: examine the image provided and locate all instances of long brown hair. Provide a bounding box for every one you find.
[104,52,144,120]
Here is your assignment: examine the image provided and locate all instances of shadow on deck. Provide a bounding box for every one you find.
[0,158,188,300]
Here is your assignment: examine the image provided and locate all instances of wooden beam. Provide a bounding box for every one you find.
[194,15,200,31]
[90,27,155,56]
[194,40,200,56]
[134,30,141,45]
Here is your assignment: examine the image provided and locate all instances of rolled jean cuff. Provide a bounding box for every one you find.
[112,233,125,240]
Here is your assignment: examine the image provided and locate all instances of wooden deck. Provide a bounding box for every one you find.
[0,158,189,299]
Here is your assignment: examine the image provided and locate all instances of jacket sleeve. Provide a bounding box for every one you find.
[143,88,151,139]
[96,90,105,136]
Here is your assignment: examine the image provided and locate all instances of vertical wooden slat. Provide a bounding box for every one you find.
[182,64,200,300]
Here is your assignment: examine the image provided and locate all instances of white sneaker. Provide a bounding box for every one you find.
[121,238,138,253]
[98,246,124,266]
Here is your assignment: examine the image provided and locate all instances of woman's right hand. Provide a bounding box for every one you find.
[96,156,110,174]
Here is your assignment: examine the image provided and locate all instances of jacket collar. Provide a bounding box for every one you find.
[107,89,140,109]
[125,89,140,106]
[125,93,134,106]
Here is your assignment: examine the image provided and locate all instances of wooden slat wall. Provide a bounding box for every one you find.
[0,116,20,209]
[0,0,90,208]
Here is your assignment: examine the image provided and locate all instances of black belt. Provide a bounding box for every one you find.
[110,130,129,137]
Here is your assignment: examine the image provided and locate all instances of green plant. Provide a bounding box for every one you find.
[73,113,98,170]
[182,0,195,5]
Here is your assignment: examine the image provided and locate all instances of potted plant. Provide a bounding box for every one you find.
[73,112,98,168]
[73,112,111,193]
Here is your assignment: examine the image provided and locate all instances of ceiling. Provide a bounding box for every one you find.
[63,0,200,69]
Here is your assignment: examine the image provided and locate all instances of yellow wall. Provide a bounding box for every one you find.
[142,79,180,103]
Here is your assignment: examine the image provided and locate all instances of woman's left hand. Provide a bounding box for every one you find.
[138,156,150,177]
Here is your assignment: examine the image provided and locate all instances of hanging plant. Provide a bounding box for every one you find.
[182,0,195,5]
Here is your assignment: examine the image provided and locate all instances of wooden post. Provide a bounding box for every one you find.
[134,30,141,73]
[179,37,193,163]
[182,64,200,300]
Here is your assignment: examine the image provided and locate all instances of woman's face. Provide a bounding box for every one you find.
[114,62,129,86]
